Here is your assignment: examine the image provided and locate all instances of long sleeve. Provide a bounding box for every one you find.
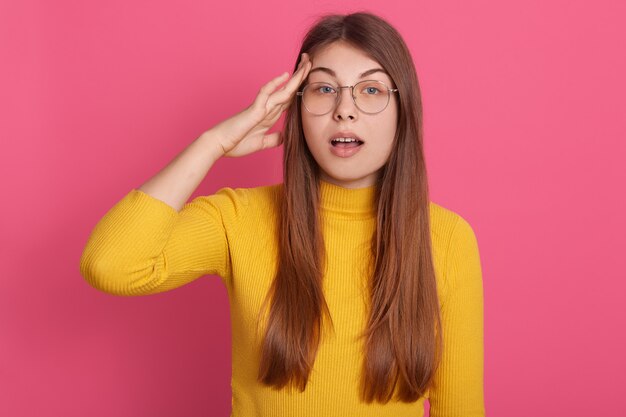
[79,187,249,296]
[429,215,485,417]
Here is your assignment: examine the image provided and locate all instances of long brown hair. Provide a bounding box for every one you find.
[256,12,442,403]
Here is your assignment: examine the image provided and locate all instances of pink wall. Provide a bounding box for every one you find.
[1,0,625,415]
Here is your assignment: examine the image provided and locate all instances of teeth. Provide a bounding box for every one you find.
[333,137,359,143]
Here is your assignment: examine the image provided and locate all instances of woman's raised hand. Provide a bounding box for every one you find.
[209,53,311,158]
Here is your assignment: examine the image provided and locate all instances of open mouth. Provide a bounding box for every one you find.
[330,138,364,148]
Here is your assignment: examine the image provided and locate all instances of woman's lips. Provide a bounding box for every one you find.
[328,140,364,158]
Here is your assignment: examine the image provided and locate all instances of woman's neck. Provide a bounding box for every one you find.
[319,179,377,218]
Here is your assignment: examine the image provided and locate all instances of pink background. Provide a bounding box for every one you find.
[1,0,625,415]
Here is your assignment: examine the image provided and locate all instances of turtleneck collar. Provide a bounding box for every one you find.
[319,179,377,219]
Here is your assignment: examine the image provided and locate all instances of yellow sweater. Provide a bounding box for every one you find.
[80,179,485,417]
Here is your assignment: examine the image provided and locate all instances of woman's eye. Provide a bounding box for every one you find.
[364,87,380,94]
[319,86,335,94]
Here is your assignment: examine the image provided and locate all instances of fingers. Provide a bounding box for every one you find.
[251,54,311,117]
[250,71,290,115]
[273,53,311,95]
[264,101,284,123]
[290,54,312,89]
[258,72,290,98]
[270,56,311,105]
[261,131,283,149]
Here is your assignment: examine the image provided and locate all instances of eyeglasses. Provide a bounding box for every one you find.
[296,80,399,115]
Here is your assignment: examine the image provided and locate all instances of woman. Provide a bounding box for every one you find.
[80,12,485,417]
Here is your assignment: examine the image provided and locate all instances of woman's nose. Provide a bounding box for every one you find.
[333,87,358,120]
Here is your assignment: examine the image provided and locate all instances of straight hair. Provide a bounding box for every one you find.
[256,11,442,403]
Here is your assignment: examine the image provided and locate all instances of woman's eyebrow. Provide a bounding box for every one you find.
[308,67,388,78]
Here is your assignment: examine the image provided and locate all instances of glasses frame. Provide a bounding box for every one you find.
[296,80,399,115]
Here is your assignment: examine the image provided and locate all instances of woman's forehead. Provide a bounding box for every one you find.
[306,44,392,84]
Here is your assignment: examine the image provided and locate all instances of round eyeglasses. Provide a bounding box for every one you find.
[296,80,399,115]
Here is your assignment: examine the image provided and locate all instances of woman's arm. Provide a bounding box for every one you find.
[79,56,312,295]
[138,54,311,212]
[79,185,249,295]
[137,130,224,212]
[429,215,486,417]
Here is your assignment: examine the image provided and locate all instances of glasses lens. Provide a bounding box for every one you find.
[354,80,390,114]
[302,83,337,115]
[301,81,392,115]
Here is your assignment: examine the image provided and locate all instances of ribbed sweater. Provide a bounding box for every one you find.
[79,179,485,417]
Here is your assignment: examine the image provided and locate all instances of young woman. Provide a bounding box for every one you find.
[80,12,485,417]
